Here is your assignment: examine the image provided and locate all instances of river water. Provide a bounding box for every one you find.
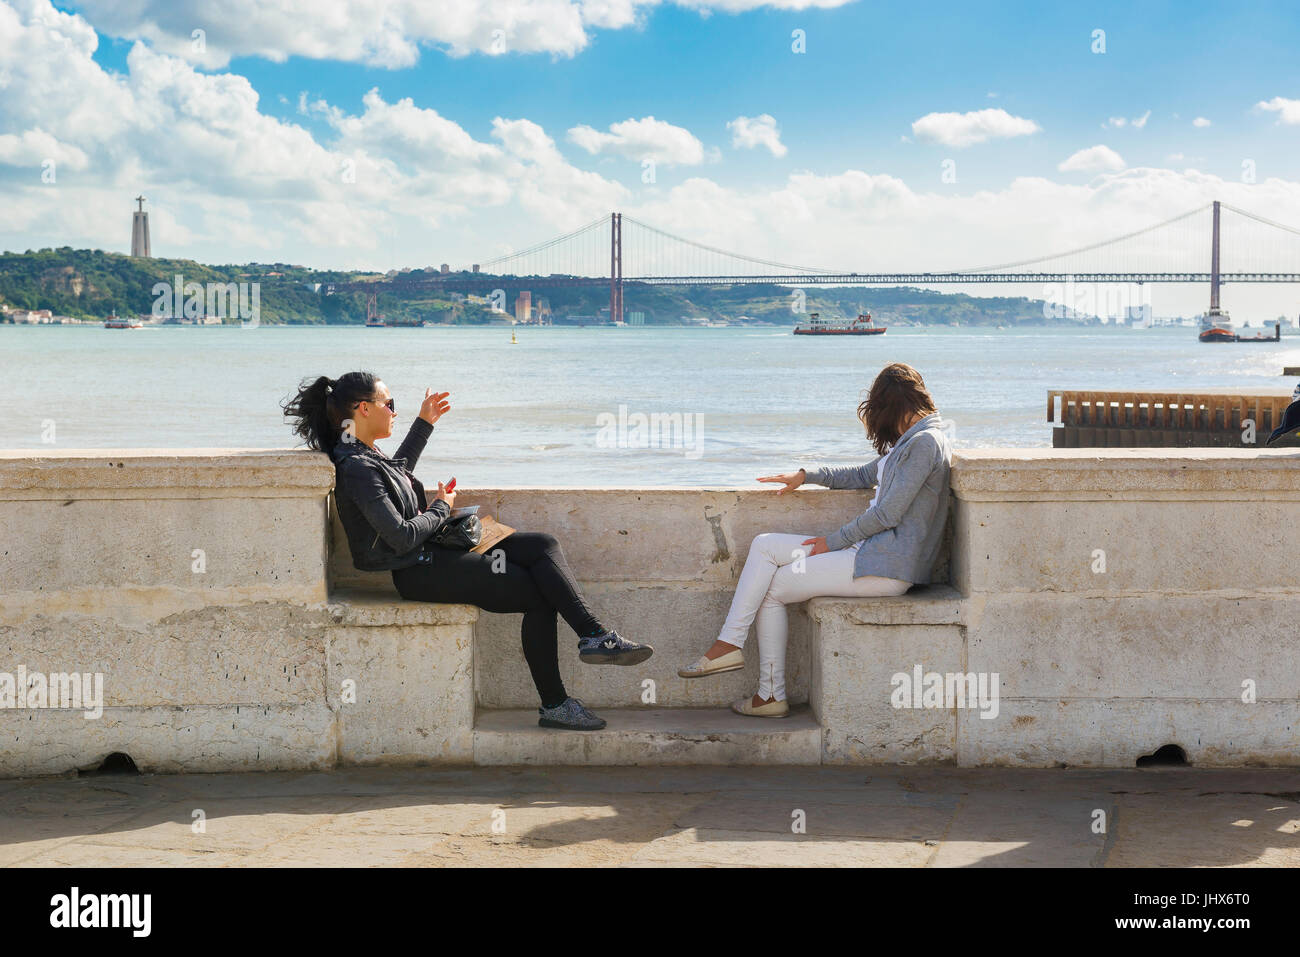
[3,323,1296,487]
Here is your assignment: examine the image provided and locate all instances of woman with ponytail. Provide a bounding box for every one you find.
[283,372,652,731]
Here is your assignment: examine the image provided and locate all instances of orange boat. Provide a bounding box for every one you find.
[1198,325,1236,343]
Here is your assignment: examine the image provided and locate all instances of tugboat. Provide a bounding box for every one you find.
[103,309,142,329]
[793,312,886,336]
[1198,307,1279,343]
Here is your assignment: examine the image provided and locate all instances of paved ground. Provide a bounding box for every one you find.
[1,765,1297,866]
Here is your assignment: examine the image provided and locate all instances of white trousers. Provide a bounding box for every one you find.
[716,532,911,701]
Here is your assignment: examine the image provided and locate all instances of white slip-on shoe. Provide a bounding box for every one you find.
[730,695,790,718]
[677,648,744,679]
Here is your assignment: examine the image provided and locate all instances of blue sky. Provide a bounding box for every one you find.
[76,0,1300,193]
[4,0,1300,315]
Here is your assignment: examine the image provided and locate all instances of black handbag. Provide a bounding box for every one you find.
[430,512,483,550]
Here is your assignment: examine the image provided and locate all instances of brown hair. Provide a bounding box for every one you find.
[856,363,937,456]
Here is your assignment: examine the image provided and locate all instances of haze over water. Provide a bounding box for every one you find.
[4,324,1296,487]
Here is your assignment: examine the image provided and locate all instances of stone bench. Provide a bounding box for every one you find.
[808,586,967,765]
[471,586,964,767]
[326,489,968,766]
[324,589,479,765]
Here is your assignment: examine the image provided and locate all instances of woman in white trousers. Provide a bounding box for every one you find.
[678,363,953,717]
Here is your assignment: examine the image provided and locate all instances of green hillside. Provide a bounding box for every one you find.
[0,247,1077,326]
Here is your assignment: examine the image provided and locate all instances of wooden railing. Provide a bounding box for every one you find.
[1047,390,1294,446]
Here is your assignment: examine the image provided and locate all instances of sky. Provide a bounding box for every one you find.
[2,0,1300,317]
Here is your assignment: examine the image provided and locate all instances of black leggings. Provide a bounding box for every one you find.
[391,531,604,708]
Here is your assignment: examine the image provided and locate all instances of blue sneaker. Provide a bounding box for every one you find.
[537,697,607,730]
[577,629,654,665]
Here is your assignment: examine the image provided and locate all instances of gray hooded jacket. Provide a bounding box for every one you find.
[802,412,953,584]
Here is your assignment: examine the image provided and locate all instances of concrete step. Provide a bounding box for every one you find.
[473,706,822,766]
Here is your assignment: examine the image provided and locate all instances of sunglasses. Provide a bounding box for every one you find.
[356,396,396,413]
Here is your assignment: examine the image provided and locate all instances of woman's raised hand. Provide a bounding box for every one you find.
[757,469,806,495]
[419,389,451,426]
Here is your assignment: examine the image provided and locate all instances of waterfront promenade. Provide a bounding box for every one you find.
[3,765,1298,866]
[3,446,1300,774]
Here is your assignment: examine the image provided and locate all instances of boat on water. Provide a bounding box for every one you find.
[104,310,142,329]
[1198,308,1279,343]
[793,312,886,336]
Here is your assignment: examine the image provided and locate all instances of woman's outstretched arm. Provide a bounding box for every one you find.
[803,457,881,490]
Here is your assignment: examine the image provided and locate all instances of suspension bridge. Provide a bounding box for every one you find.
[323,200,1300,323]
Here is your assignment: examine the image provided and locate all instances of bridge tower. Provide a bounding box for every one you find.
[1210,199,1221,313]
[609,212,623,324]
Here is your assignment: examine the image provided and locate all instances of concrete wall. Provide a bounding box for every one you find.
[2,446,1298,774]
[0,449,476,775]
[949,448,1300,767]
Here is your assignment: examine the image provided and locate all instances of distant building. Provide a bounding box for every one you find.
[10,309,54,324]
[628,311,646,326]
[515,291,532,322]
[130,195,151,258]
[440,263,449,274]
[1124,304,1152,326]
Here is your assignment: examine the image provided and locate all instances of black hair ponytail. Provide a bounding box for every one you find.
[282,371,379,455]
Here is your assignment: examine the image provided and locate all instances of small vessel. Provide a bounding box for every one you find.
[104,310,142,329]
[1198,307,1279,343]
[364,316,386,327]
[1197,307,1234,343]
[1198,325,1236,343]
[793,312,886,336]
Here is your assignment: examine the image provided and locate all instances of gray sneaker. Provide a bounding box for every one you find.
[537,696,607,730]
[578,629,654,665]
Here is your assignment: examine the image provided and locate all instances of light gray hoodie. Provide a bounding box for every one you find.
[803,412,953,584]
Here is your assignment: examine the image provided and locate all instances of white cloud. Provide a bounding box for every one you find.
[911,108,1040,148]
[1256,96,1300,125]
[1193,116,1211,127]
[71,0,858,67]
[1058,145,1125,172]
[0,0,631,260]
[1105,109,1151,130]
[726,114,787,157]
[0,128,89,170]
[567,116,707,165]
